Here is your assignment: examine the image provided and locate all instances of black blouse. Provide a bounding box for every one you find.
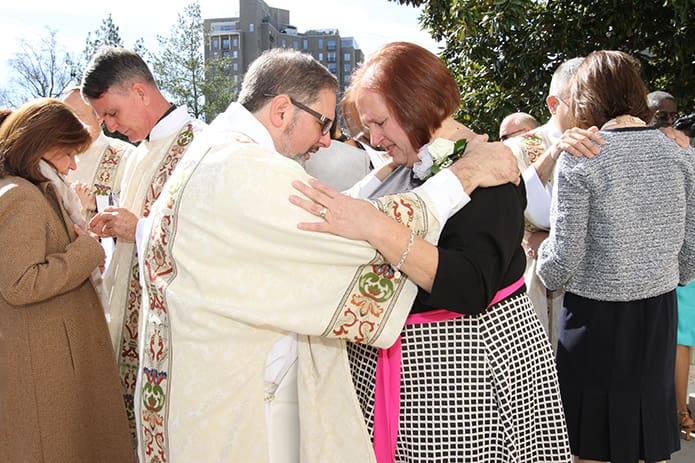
[411,180,527,315]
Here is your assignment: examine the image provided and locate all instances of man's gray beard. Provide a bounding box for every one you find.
[278,115,308,162]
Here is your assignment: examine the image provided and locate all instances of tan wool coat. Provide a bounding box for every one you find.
[0,176,134,462]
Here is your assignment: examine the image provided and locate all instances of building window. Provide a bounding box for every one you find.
[234,75,239,83]
[232,37,239,47]
[344,52,351,61]
[327,63,337,74]
[249,23,254,32]
[318,52,323,62]
[212,22,239,33]
[327,40,336,50]
[318,39,323,49]
[327,52,336,63]
[233,63,238,71]
[212,38,219,49]
[293,41,299,49]
[222,37,230,49]
[223,51,230,57]
[344,63,351,73]
[303,39,308,49]
[213,51,219,58]
[233,50,238,59]
[281,39,287,48]
[344,75,351,84]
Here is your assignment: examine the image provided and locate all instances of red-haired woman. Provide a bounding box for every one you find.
[293,42,570,463]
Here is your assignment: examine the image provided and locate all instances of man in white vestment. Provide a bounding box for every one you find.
[62,86,134,219]
[80,47,206,444]
[134,48,520,463]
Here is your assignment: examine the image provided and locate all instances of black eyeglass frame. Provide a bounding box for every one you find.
[499,128,527,142]
[552,94,569,106]
[264,93,333,135]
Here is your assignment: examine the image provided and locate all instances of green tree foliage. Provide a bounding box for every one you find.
[133,37,150,62]
[202,53,237,121]
[152,0,235,122]
[83,14,124,60]
[78,14,149,80]
[391,0,695,136]
[7,28,78,104]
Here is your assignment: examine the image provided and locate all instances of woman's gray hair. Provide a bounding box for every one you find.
[238,48,338,113]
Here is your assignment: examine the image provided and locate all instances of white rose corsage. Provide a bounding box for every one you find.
[412,137,468,181]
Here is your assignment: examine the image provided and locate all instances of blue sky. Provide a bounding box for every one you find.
[0,0,441,89]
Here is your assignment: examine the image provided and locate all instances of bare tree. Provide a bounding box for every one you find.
[7,28,78,101]
[0,88,17,109]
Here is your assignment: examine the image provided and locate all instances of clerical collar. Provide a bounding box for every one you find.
[145,103,178,141]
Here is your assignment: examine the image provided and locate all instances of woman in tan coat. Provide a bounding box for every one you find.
[0,98,134,462]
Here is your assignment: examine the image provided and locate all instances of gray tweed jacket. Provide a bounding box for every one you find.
[537,127,695,301]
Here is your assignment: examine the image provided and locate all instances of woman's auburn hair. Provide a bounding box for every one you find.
[341,41,460,151]
[0,98,91,183]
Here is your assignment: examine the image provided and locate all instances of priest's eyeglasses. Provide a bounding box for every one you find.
[264,93,333,135]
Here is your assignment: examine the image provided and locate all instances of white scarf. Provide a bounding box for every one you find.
[38,160,87,229]
[39,159,104,293]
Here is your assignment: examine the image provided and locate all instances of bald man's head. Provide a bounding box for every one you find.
[62,87,103,142]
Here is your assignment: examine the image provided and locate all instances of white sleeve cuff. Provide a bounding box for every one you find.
[522,165,552,230]
[343,172,382,198]
[413,169,470,225]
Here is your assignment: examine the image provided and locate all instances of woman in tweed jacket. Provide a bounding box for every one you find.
[537,50,695,463]
[0,99,134,462]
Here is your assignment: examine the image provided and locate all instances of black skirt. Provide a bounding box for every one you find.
[557,290,680,462]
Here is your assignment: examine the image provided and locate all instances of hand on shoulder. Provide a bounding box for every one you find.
[449,134,521,194]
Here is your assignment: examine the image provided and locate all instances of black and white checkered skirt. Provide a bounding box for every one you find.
[347,292,572,462]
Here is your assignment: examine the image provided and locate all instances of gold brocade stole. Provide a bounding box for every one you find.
[116,123,202,448]
[138,133,433,462]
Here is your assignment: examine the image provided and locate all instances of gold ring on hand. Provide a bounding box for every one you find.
[319,207,328,220]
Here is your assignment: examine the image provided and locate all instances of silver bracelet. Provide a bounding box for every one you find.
[393,228,416,280]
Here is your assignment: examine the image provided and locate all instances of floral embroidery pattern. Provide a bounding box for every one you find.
[520,133,545,163]
[93,142,128,196]
[138,132,252,463]
[325,192,429,344]
[116,123,202,449]
[143,125,199,218]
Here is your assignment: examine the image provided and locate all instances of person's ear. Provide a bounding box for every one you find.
[546,95,560,115]
[132,82,149,105]
[268,94,292,129]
